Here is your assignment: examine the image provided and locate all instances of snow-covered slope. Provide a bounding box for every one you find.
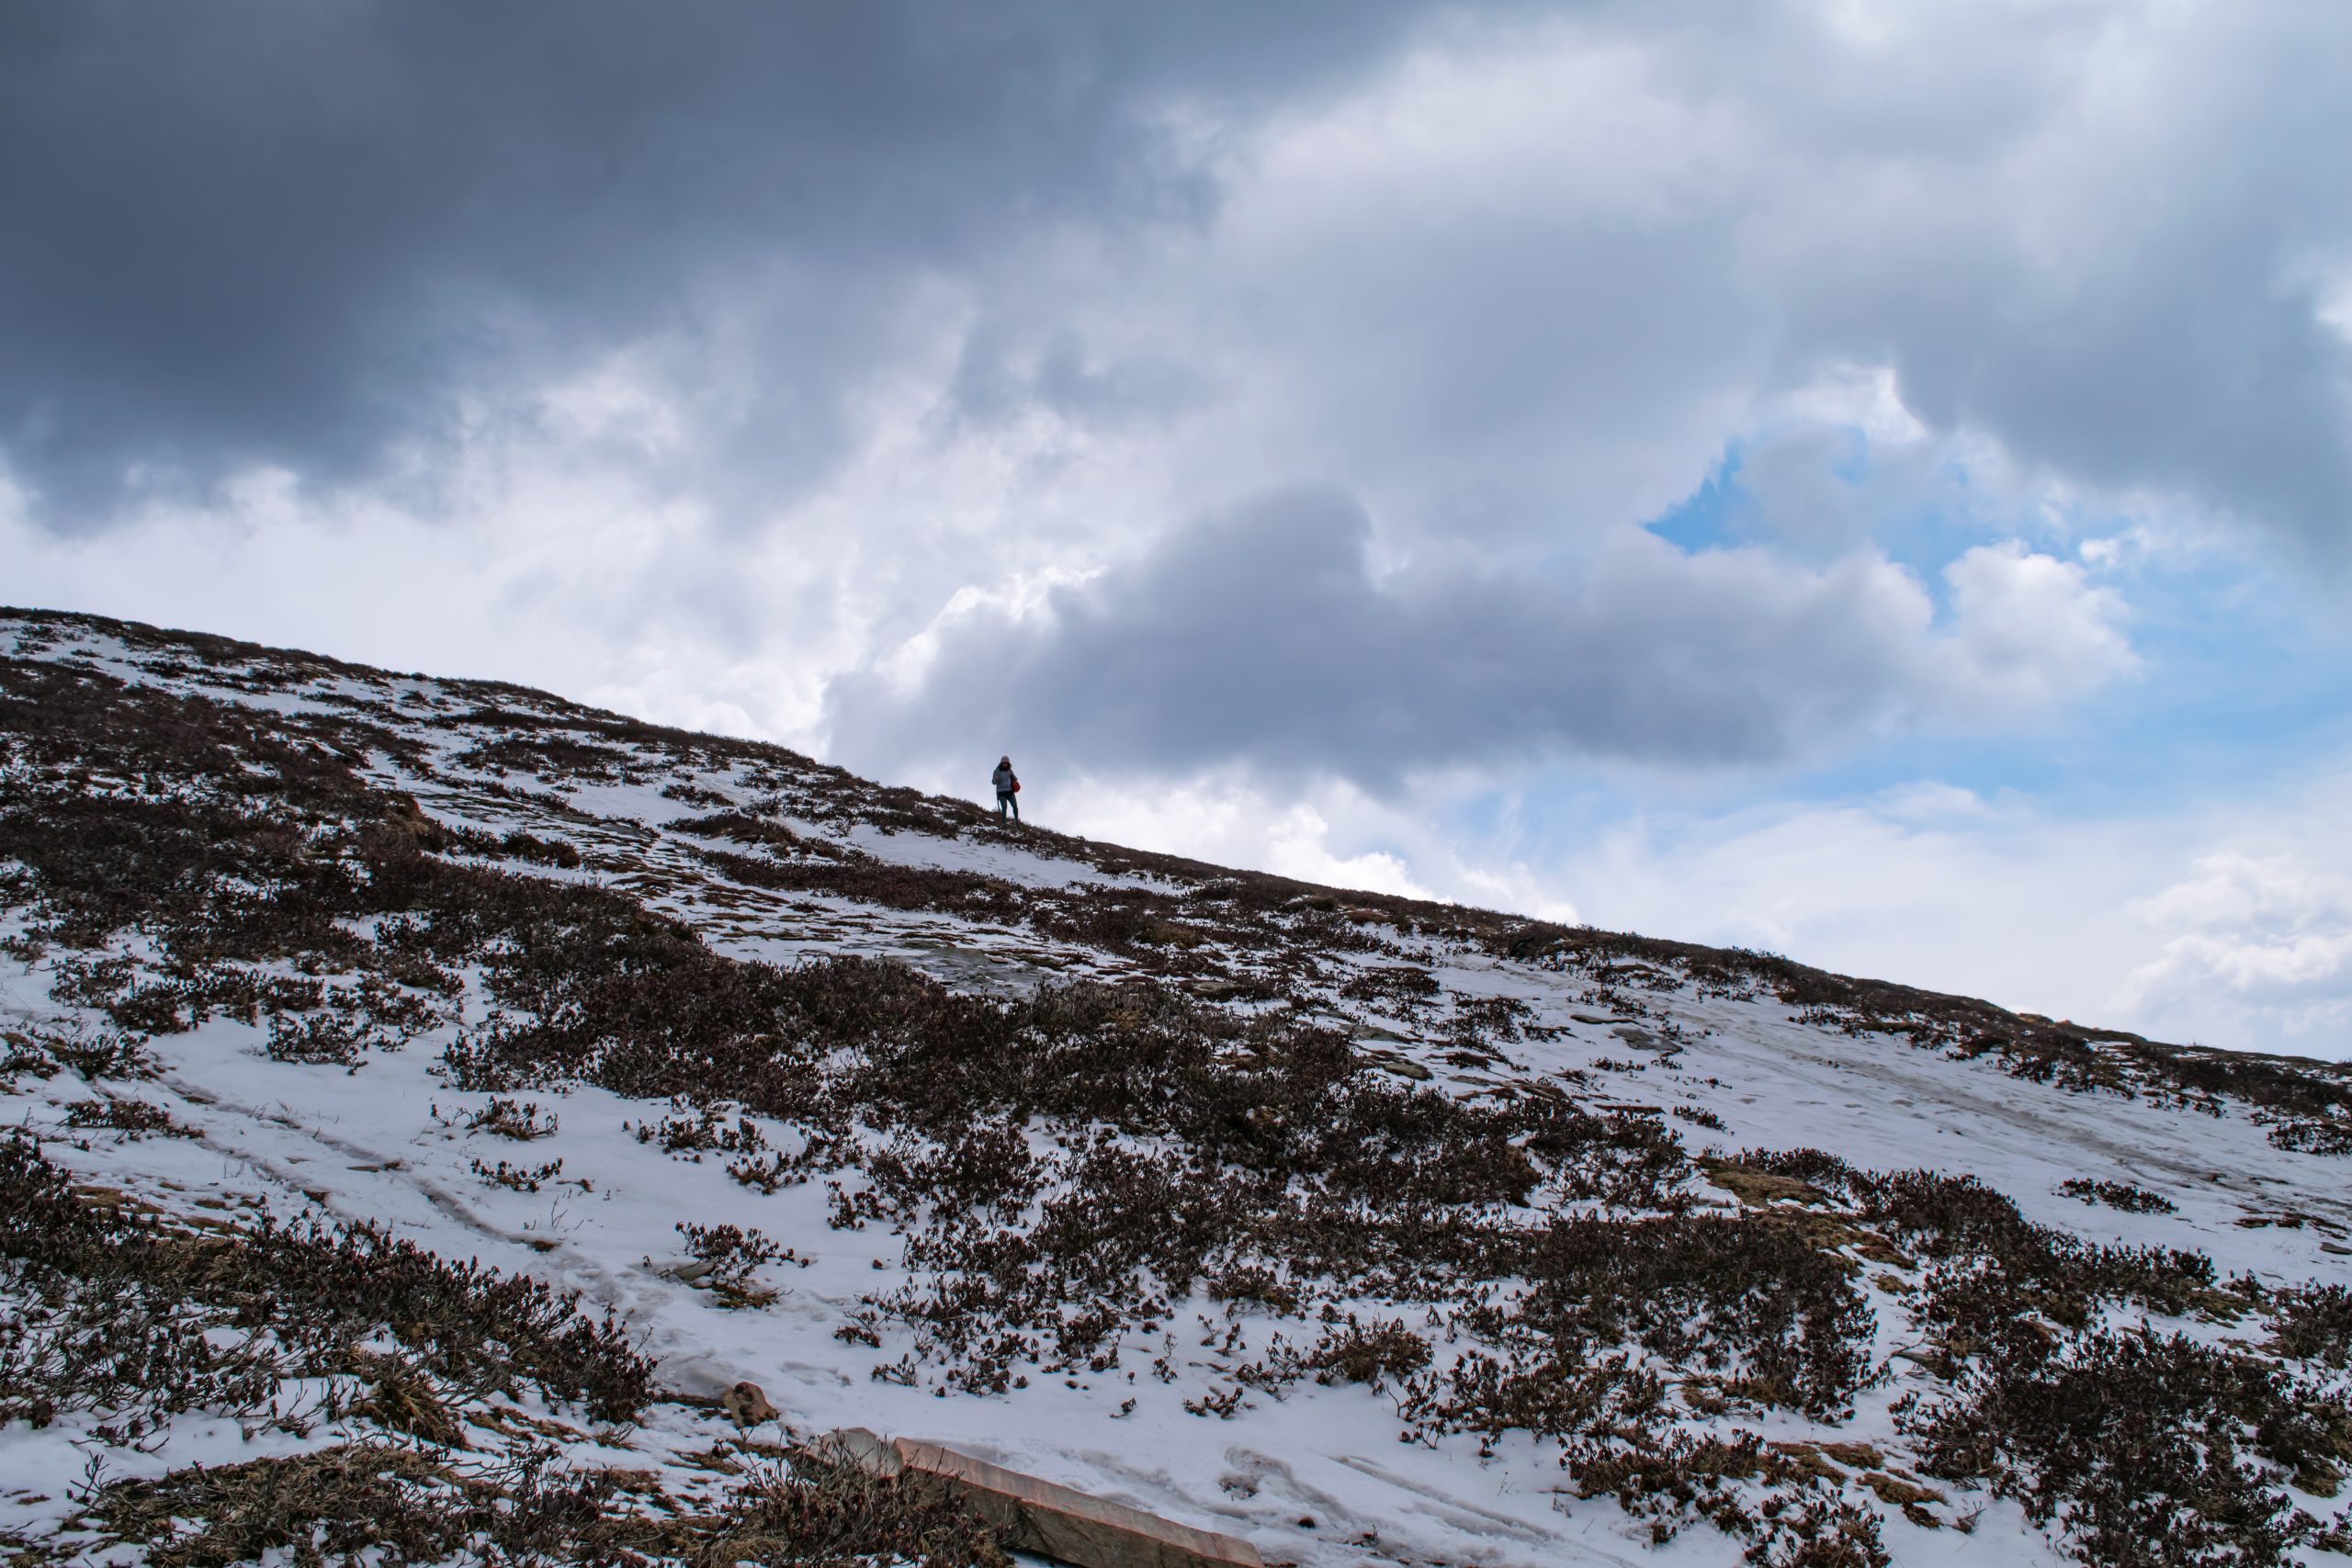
[3,607,2348,1568]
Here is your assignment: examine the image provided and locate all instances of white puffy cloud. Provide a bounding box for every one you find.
[1939,541,2137,715]
[2122,845,2352,1049]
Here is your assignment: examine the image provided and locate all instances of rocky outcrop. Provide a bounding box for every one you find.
[818,1427,1262,1568]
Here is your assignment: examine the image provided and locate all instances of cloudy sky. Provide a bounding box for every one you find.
[6,1,2351,1056]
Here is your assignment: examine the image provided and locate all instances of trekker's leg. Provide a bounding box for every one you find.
[1009,793,1020,822]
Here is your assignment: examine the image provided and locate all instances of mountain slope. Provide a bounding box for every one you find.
[2,605,2348,1568]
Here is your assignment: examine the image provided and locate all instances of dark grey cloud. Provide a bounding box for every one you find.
[824,486,2106,789]
[945,324,1211,432]
[0,0,1493,523]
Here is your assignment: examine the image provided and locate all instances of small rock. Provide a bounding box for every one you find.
[721,1380,779,1428]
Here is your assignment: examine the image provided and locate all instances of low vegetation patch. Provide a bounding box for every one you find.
[71,1438,1007,1568]
[2061,1176,2177,1214]
[0,1134,652,1436]
[1901,1326,2352,1567]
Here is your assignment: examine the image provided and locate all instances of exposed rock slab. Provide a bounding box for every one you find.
[819,1427,1262,1568]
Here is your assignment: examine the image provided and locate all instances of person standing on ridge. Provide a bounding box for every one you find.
[992,755,1020,822]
